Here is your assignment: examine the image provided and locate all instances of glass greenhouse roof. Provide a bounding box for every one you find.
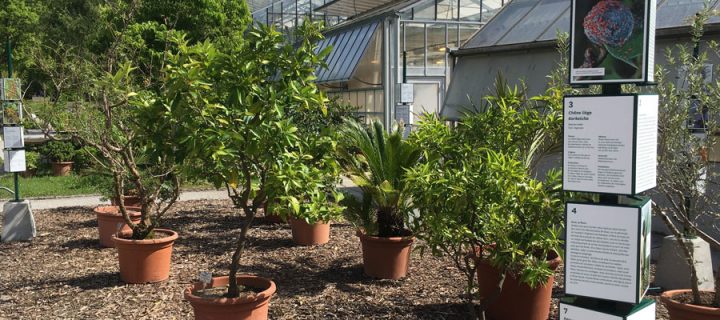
[463,0,720,50]
[315,21,380,83]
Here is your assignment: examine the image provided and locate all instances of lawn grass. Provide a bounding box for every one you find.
[0,174,215,200]
[0,174,98,199]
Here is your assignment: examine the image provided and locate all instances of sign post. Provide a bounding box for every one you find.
[1,39,34,242]
[561,0,658,316]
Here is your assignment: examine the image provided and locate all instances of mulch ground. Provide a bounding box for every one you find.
[0,199,670,319]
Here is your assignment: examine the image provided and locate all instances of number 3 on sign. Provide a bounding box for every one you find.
[571,208,577,214]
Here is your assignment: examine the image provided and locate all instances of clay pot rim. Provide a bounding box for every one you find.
[289,216,329,225]
[112,228,178,245]
[184,275,277,306]
[660,289,720,313]
[94,205,142,218]
[356,230,415,243]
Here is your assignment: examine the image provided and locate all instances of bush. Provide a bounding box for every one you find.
[25,151,40,171]
[39,140,76,162]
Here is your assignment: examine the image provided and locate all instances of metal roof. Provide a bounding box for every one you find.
[315,0,404,17]
[462,0,720,51]
[316,20,380,83]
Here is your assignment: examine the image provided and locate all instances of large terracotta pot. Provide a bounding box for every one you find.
[289,217,330,246]
[358,231,414,280]
[185,275,276,320]
[110,195,142,207]
[112,229,178,283]
[661,289,720,320]
[95,205,141,248]
[476,251,562,320]
[51,161,73,176]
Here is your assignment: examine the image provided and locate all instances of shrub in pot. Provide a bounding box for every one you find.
[338,119,421,280]
[40,140,76,176]
[154,21,333,319]
[31,18,184,283]
[653,9,720,317]
[405,71,565,319]
[21,151,39,177]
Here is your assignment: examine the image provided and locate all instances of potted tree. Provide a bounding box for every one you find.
[30,7,184,283]
[152,21,333,318]
[405,70,565,319]
[40,140,76,176]
[338,119,421,280]
[654,9,720,319]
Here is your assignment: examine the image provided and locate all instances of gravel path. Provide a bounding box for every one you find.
[0,199,669,319]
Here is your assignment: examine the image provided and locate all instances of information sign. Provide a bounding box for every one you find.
[3,126,24,149]
[1,78,22,101]
[3,149,26,172]
[563,95,657,195]
[559,297,656,320]
[565,199,652,304]
[570,0,656,84]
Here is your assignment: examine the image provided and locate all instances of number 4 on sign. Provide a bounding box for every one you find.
[572,208,577,214]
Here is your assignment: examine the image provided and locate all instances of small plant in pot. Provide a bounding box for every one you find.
[40,140,76,176]
[654,9,720,318]
[338,119,421,280]
[405,72,565,320]
[154,21,333,319]
[21,151,39,177]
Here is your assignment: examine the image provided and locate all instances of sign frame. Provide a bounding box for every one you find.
[562,94,657,195]
[569,0,656,85]
[559,297,656,320]
[564,198,652,304]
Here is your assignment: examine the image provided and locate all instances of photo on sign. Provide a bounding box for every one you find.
[2,101,22,125]
[571,0,652,83]
[1,78,22,101]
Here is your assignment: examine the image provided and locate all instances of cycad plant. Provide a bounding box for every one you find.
[339,120,421,237]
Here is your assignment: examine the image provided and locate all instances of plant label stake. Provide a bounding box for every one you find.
[199,271,212,288]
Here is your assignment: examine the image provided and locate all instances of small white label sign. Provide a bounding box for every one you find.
[559,303,621,320]
[3,126,24,149]
[3,149,26,172]
[199,271,212,285]
[400,83,414,103]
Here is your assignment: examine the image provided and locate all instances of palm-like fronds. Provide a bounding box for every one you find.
[338,119,421,236]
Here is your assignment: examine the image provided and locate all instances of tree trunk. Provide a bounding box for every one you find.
[376,208,404,237]
[227,207,255,298]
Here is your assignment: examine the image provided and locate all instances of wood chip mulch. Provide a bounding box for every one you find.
[0,199,669,319]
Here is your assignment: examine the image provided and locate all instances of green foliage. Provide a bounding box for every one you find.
[39,140,76,162]
[24,150,39,171]
[338,120,421,237]
[652,7,720,306]
[149,19,336,296]
[407,111,564,290]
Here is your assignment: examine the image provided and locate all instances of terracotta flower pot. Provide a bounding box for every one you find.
[110,195,142,207]
[112,228,178,284]
[476,251,562,320]
[289,217,330,246]
[51,161,73,176]
[185,275,276,320]
[357,231,414,280]
[95,205,141,248]
[660,289,720,320]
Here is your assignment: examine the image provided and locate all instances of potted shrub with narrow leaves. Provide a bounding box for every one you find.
[406,72,566,320]
[338,120,421,280]
[654,9,720,319]
[152,21,334,319]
